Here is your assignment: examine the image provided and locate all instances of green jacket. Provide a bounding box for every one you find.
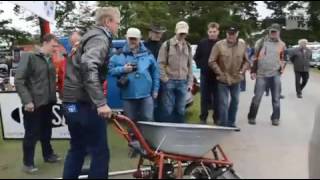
[15,51,57,108]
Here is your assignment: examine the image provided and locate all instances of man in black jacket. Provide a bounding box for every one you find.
[144,24,167,60]
[289,39,312,99]
[194,22,220,124]
[62,7,120,179]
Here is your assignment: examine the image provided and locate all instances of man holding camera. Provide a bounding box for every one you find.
[109,28,160,122]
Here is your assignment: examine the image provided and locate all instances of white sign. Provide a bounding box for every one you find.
[286,16,309,30]
[0,93,70,139]
[12,1,56,23]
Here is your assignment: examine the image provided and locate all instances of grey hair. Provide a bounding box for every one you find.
[95,7,120,26]
[298,39,308,45]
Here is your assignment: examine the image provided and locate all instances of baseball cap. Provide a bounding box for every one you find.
[226,25,239,33]
[269,23,281,32]
[149,24,167,33]
[175,21,189,34]
[126,28,142,39]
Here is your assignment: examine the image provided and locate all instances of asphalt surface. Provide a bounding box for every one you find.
[111,64,319,179]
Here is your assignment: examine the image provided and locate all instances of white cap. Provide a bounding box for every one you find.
[175,21,189,34]
[126,28,142,39]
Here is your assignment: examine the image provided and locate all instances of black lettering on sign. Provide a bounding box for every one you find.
[11,104,66,128]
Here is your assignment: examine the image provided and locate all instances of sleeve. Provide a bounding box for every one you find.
[150,54,160,93]
[187,47,194,86]
[208,43,223,76]
[108,55,126,77]
[158,42,169,82]
[194,41,202,68]
[14,53,33,105]
[80,36,109,107]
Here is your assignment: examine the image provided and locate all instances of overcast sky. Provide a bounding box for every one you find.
[0,1,273,35]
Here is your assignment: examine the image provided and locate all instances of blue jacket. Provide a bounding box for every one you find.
[109,42,160,100]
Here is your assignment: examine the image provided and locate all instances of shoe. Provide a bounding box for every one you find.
[272,120,280,126]
[280,95,285,99]
[200,120,207,125]
[248,119,256,125]
[44,154,62,163]
[229,125,241,132]
[297,94,303,99]
[22,165,39,174]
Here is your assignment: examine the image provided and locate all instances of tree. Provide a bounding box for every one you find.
[0,9,33,49]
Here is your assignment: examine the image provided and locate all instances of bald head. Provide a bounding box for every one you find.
[70,31,81,47]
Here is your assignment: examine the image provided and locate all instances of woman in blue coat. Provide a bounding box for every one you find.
[109,28,160,122]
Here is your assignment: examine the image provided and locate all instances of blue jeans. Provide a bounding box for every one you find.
[123,96,154,122]
[160,80,188,123]
[200,72,218,123]
[62,103,109,179]
[217,82,241,127]
[248,75,281,121]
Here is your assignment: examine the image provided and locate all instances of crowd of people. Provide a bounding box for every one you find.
[13,6,313,179]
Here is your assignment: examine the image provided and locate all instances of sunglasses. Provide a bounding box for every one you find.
[128,37,138,41]
[179,33,187,36]
[227,31,237,35]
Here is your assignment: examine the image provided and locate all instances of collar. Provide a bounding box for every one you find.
[95,25,113,39]
[172,36,186,46]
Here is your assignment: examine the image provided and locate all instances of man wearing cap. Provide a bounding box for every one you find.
[109,27,160,122]
[144,24,167,59]
[194,22,220,125]
[158,21,193,123]
[248,23,286,126]
[144,24,166,122]
[209,25,249,128]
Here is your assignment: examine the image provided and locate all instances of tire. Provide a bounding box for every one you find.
[184,163,240,179]
[184,163,216,179]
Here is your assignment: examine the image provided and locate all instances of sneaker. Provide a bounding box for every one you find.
[272,120,280,126]
[22,165,39,174]
[297,94,303,99]
[44,154,62,163]
[248,119,256,125]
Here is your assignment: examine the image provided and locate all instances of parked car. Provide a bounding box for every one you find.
[311,51,320,68]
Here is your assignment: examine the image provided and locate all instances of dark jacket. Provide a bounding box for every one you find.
[144,40,162,60]
[289,47,312,72]
[15,51,57,108]
[194,38,219,76]
[63,26,112,107]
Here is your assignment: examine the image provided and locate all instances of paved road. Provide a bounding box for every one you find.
[110,65,319,179]
[220,65,320,179]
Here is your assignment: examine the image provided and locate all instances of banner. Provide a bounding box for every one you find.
[286,16,309,30]
[11,1,56,23]
[0,93,70,139]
